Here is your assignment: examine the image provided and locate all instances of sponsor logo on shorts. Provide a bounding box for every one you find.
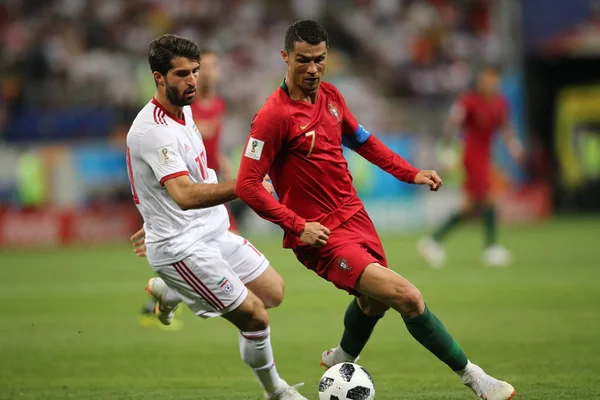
[218,277,234,294]
[337,257,351,272]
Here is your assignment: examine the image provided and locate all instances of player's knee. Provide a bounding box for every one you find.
[234,293,270,331]
[387,284,424,318]
[398,286,424,318]
[263,279,285,309]
[247,297,269,331]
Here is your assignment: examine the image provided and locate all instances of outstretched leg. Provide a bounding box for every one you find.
[321,296,388,367]
[354,263,516,400]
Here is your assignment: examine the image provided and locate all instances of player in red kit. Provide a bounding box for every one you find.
[418,67,524,268]
[190,49,239,232]
[190,50,230,179]
[236,20,516,400]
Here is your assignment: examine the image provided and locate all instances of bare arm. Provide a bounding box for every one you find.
[443,102,466,144]
[501,123,525,163]
[163,175,237,210]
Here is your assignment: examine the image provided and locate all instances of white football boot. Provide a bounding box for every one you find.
[461,362,516,400]
[144,277,179,326]
[320,347,359,369]
[483,245,512,267]
[417,236,447,268]
[264,380,307,400]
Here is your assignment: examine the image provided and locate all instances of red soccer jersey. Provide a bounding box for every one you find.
[190,96,226,173]
[458,91,508,165]
[236,81,419,249]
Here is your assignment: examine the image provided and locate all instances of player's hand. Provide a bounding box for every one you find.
[262,175,275,195]
[414,170,443,191]
[509,141,526,165]
[130,227,146,257]
[300,221,330,248]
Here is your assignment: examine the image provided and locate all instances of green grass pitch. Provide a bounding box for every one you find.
[1,217,599,399]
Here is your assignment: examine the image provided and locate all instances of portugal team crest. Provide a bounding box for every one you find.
[337,258,351,272]
[328,102,341,123]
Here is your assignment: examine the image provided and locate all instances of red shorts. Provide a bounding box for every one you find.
[292,208,387,295]
[463,159,492,201]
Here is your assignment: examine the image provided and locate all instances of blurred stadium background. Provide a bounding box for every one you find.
[1,1,599,399]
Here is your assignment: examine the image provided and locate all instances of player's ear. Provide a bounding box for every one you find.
[153,71,165,87]
[281,49,289,65]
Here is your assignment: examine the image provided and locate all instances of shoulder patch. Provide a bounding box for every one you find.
[244,137,264,160]
[156,145,178,165]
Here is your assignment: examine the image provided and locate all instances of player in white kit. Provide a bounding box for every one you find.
[125,34,307,400]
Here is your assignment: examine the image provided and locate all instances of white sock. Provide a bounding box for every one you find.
[332,346,357,364]
[456,360,476,378]
[161,287,182,308]
[239,327,281,393]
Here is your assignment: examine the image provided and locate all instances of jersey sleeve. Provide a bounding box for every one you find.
[140,127,189,186]
[337,90,359,136]
[235,107,306,237]
[334,87,420,183]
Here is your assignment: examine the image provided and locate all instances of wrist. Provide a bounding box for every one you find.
[410,169,420,184]
[292,218,306,237]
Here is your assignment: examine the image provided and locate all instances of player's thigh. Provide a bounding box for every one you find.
[464,163,492,208]
[295,240,381,295]
[216,231,283,308]
[354,263,424,317]
[152,248,248,319]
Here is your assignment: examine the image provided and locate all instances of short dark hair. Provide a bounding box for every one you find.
[284,20,329,54]
[148,34,201,77]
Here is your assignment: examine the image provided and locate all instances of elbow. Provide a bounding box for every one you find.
[235,178,249,203]
[175,198,192,211]
[170,191,193,211]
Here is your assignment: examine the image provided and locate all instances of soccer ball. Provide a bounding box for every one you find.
[318,362,375,400]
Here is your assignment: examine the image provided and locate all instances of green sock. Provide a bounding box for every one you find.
[482,206,497,247]
[403,306,468,371]
[339,299,385,358]
[432,212,463,242]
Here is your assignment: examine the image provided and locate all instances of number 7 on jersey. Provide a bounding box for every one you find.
[305,130,315,157]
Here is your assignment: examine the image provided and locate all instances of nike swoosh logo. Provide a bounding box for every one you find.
[300,123,309,130]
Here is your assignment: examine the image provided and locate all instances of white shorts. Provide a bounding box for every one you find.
[151,230,269,318]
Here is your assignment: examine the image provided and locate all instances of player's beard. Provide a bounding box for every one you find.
[165,81,195,107]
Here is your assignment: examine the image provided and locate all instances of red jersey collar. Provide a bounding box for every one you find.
[151,97,186,126]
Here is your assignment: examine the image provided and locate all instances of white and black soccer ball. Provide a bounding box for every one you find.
[318,362,375,400]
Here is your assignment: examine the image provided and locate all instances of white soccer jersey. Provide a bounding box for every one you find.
[126,98,229,265]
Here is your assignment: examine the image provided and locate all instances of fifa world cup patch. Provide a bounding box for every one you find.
[337,257,351,272]
[218,277,234,294]
[156,145,177,165]
[244,137,264,160]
